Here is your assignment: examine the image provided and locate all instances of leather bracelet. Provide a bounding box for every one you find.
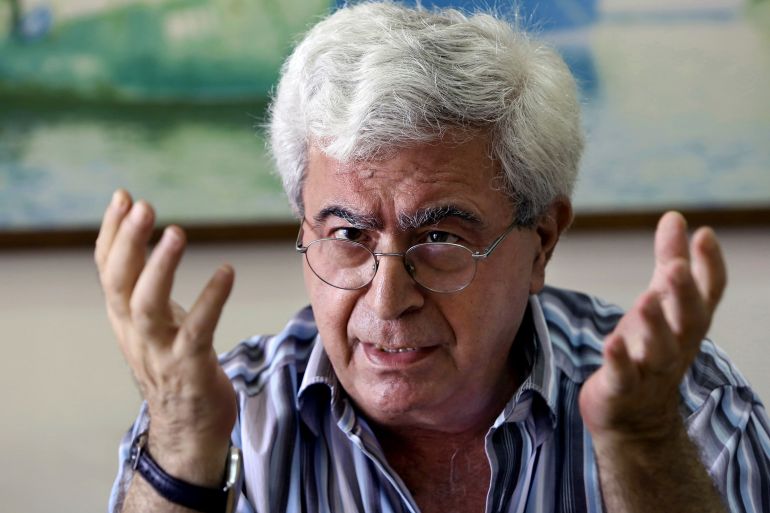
[130,433,242,513]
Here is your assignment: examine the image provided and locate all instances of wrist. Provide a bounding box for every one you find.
[130,432,242,513]
[146,428,233,488]
[589,418,726,512]
[592,414,686,452]
[587,399,685,449]
[590,416,705,495]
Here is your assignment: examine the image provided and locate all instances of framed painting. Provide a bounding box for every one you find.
[1,0,768,246]
[0,0,333,245]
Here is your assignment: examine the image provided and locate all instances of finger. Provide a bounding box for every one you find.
[101,200,156,315]
[633,292,682,373]
[654,257,706,341]
[130,226,187,339]
[691,226,727,314]
[618,292,680,373]
[600,333,638,396]
[653,211,689,270]
[177,265,235,355]
[650,212,705,339]
[95,189,132,271]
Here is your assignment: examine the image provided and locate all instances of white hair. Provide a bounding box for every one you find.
[268,1,583,225]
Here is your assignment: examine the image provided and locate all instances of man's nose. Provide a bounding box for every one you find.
[364,253,424,320]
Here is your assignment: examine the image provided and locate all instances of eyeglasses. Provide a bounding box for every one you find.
[295,220,519,293]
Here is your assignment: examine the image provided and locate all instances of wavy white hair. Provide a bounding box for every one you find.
[268,1,583,226]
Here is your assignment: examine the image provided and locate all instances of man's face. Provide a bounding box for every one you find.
[301,135,554,433]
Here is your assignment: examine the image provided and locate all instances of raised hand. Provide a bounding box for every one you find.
[578,211,728,511]
[95,190,237,486]
[579,211,727,441]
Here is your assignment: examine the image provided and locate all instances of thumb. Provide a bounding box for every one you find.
[178,264,235,355]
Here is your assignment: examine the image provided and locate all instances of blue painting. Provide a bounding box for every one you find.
[0,0,335,230]
[1,0,769,232]
[398,0,770,213]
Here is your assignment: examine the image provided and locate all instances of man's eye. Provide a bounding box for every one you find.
[423,231,460,244]
[332,227,364,241]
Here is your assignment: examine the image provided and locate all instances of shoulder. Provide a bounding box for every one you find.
[681,338,762,416]
[537,285,624,336]
[218,305,319,396]
[681,340,770,502]
[536,285,624,383]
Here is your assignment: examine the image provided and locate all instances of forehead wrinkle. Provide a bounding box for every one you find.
[313,205,382,230]
[398,205,484,231]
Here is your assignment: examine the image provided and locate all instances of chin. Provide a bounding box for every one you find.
[351,374,451,427]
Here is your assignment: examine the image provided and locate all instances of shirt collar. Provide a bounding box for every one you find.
[296,293,560,436]
[297,336,340,436]
[493,294,559,432]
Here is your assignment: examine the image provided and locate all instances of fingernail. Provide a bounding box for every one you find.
[111,190,128,211]
[162,226,182,247]
[130,202,149,225]
[701,228,716,247]
[217,264,234,279]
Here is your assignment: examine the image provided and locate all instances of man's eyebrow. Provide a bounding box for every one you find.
[398,205,482,230]
[313,206,382,230]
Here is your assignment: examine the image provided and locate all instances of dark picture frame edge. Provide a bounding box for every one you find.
[2,207,768,250]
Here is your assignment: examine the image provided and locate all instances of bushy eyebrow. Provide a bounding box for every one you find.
[313,204,482,232]
[313,205,382,230]
[398,205,482,230]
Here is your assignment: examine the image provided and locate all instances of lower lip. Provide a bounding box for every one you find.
[361,343,438,368]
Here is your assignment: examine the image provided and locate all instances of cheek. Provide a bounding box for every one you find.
[448,293,527,381]
[447,255,533,356]
[304,265,357,358]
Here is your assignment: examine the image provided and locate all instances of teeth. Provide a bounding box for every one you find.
[376,345,418,353]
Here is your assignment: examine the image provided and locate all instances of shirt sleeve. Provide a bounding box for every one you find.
[683,343,770,513]
[107,402,256,513]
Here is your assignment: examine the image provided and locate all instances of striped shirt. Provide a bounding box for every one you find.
[109,286,770,512]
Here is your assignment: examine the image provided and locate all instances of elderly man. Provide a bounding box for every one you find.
[99,2,769,513]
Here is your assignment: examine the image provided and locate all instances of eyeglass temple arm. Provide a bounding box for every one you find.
[472,222,519,260]
[295,223,308,253]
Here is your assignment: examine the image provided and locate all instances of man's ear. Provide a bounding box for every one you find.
[530,197,573,294]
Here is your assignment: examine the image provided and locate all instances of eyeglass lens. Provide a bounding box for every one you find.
[304,239,477,292]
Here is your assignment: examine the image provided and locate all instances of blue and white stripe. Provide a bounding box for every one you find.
[110,286,770,512]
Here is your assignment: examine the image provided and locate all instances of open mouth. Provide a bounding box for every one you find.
[375,345,419,353]
[360,341,438,369]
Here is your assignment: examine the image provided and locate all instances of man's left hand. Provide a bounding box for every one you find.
[579,211,727,444]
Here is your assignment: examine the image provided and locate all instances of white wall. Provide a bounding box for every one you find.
[1,227,767,513]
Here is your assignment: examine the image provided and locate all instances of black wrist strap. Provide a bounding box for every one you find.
[130,433,236,513]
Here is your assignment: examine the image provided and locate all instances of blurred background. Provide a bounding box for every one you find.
[1,0,769,512]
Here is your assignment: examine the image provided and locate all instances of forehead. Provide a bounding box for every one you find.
[302,135,510,224]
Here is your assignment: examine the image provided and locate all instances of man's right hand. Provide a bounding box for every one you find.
[95,189,237,488]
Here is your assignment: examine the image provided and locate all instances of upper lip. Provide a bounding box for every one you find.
[357,339,438,351]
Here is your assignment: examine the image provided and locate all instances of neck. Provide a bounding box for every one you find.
[375,420,488,455]
[374,419,494,513]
